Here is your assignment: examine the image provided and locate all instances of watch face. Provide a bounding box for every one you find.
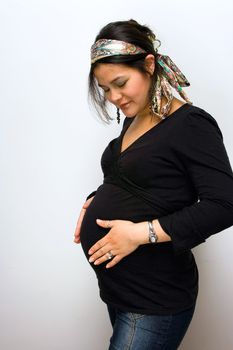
[150,236,157,243]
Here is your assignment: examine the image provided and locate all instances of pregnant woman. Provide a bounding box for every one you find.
[74,19,233,349]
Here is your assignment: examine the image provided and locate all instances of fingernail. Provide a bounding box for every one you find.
[89,257,94,263]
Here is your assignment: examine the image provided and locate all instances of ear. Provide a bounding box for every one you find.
[144,54,155,75]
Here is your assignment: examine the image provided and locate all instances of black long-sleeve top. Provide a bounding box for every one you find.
[80,103,233,315]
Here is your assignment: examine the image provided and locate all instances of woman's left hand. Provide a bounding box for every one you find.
[88,219,145,269]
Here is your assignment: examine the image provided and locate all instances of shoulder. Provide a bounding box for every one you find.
[175,104,223,140]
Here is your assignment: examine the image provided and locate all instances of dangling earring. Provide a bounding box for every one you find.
[150,77,162,116]
[116,108,120,124]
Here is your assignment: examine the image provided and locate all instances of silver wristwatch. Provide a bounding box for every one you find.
[148,221,158,244]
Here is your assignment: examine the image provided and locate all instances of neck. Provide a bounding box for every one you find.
[133,97,184,127]
[136,96,171,121]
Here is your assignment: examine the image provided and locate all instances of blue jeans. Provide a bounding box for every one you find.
[107,305,195,350]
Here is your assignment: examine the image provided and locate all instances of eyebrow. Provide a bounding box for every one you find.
[98,76,125,88]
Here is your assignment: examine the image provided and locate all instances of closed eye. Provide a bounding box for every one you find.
[116,80,127,88]
[99,80,127,93]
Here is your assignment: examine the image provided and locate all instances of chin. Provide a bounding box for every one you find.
[122,109,137,118]
[124,114,136,118]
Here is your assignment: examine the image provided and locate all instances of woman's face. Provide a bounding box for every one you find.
[94,56,154,118]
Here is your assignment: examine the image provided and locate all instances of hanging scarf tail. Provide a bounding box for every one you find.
[153,54,192,119]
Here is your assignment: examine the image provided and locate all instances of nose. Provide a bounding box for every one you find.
[108,89,122,105]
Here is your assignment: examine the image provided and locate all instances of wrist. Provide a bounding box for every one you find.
[148,220,158,243]
[133,219,171,245]
[133,222,150,245]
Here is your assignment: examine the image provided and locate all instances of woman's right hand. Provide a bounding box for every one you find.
[73,196,95,244]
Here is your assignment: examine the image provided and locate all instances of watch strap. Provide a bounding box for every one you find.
[148,221,158,244]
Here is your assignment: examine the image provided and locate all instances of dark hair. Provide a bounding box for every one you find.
[88,19,161,123]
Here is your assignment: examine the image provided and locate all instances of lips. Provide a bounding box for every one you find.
[119,102,131,109]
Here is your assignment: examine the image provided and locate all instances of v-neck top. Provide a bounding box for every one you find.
[120,108,169,154]
[80,104,233,315]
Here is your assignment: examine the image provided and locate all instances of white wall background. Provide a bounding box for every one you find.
[0,1,232,349]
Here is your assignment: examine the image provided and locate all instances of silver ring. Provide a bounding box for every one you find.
[106,251,114,260]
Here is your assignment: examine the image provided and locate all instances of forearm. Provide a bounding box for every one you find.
[158,198,233,253]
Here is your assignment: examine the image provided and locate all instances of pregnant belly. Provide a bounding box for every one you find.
[80,183,156,258]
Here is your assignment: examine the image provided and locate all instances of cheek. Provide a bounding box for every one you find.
[133,77,151,98]
[127,84,149,99]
